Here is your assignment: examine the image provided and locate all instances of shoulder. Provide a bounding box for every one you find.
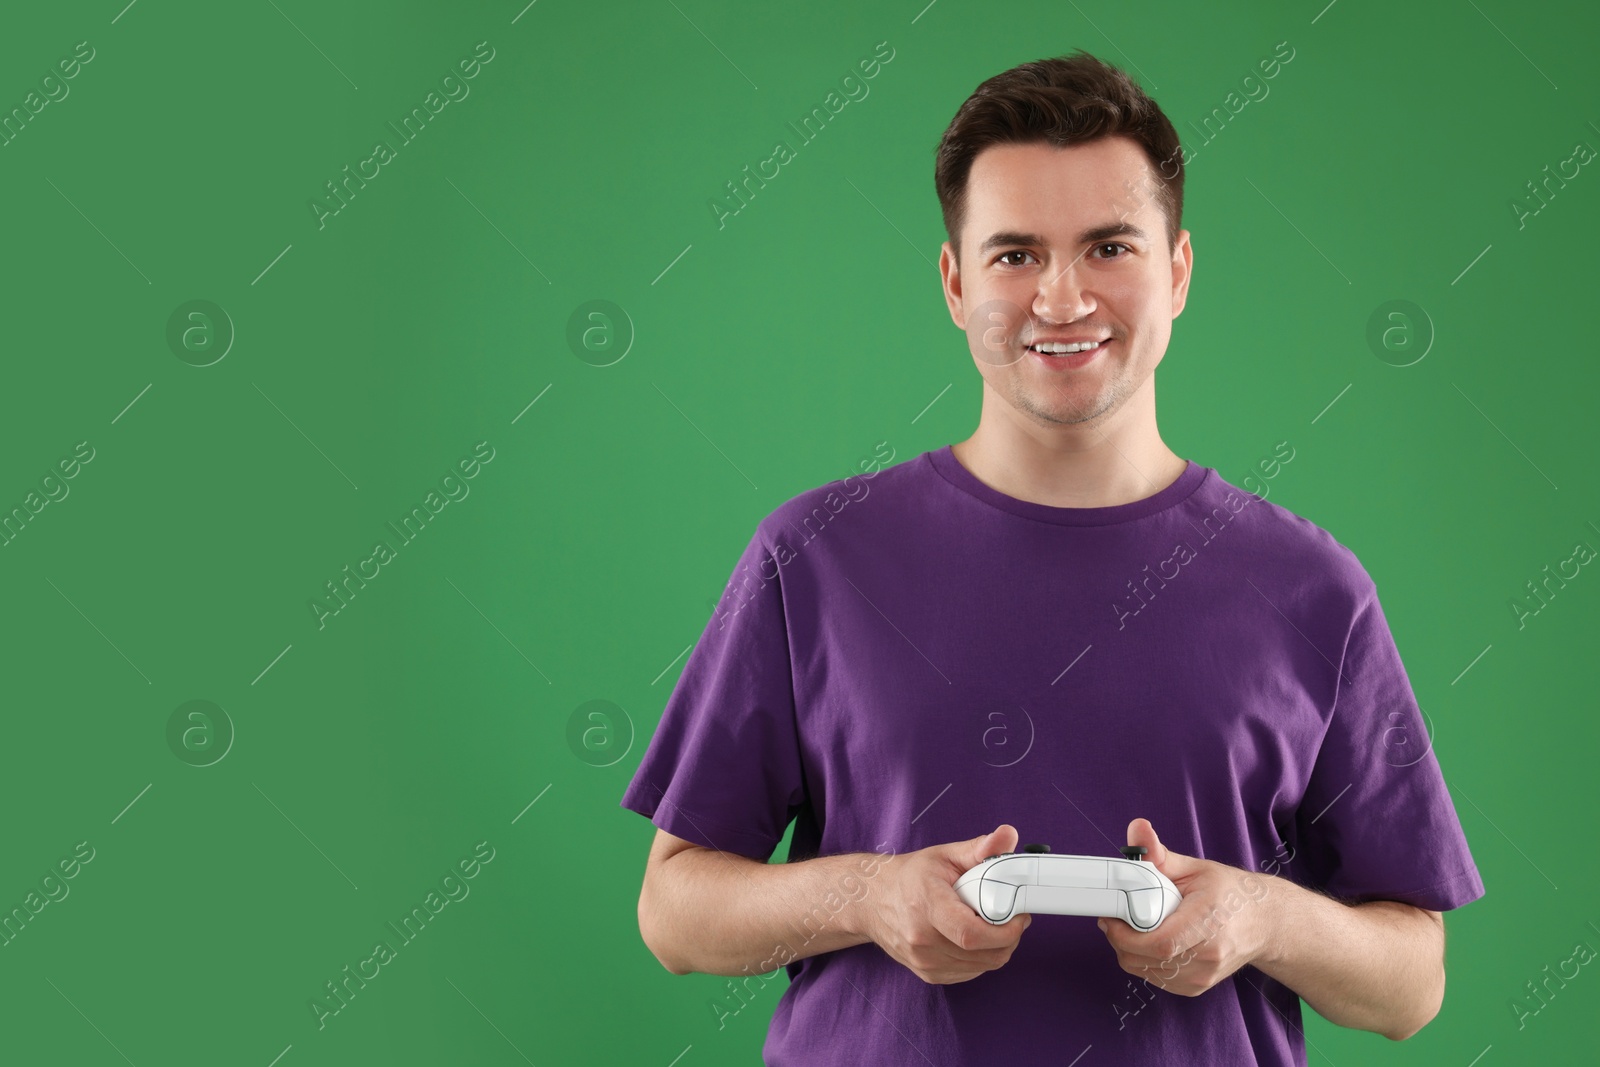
[753,444,926,551]
[1192,466,1378,612]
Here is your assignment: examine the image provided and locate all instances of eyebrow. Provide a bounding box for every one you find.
[978,221,1149,255]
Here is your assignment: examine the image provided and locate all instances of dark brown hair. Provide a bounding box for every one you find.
[934,50,1184,265]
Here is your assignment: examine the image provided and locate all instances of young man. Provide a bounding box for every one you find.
[622,51,1483,1065]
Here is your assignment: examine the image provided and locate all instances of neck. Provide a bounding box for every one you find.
[950,379,1185,509]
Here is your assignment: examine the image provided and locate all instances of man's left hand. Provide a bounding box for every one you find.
[1096,818,1278,997]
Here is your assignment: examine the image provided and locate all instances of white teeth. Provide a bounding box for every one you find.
[1032,340,1102,354]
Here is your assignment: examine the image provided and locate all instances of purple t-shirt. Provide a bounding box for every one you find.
[621,446,1484,1066]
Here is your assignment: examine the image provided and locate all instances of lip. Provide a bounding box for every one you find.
[1028,339,1108,369]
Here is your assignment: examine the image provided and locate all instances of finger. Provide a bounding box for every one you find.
[1126,817,1167,867]
[1115,921,1205,969]
[958,823,1019,874]
[934,894,1028,953]
[1098,916,1158,958]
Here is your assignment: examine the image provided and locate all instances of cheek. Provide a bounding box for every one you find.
[1103,274,1155,311]
[1141,316,1174,350]
[965,297,1030,367]
[969,347,1018,389]
[1112,278,1174,341]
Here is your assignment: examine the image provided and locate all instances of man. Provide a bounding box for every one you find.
[622,51,1483,1065]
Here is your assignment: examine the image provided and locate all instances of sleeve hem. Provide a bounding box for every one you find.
[620,786,779,862]
[1329,865,1486,913]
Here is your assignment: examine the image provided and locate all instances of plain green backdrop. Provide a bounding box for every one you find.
[0,0,1594,1063]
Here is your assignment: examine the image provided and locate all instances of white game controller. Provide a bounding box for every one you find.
[955,844,1182,932]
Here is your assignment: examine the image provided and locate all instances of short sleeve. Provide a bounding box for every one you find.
[1290,588,1486,911]
[619,523,807,862]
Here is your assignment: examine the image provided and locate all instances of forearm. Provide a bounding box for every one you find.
[642,848,885,977]
[1252,877,1444,1040]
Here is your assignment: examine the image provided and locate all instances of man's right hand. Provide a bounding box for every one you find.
[862,823,1033,984]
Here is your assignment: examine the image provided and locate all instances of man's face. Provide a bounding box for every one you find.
[939,136,1192,430]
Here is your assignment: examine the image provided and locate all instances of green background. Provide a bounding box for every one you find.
[1,0,1593,1063]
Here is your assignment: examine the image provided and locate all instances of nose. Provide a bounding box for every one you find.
[1033,252,1096,324]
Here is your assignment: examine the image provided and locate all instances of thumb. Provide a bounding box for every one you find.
[1127,817,1202,880]
[960,822,1019,867]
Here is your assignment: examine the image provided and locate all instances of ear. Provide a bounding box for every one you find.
[1169,229,1193,319]
[939,240,966,330]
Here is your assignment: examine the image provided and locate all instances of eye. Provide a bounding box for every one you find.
[1092,242,1132,259]
[995,250,1035,267]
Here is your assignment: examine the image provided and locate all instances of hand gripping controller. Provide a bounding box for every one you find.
[954,844,1182,932]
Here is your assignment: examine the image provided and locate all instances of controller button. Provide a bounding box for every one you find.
[1022,843,1051,853]
[1127,888,1162,929]
[981,882,1019,922]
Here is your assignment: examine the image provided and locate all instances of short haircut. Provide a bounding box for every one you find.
[934,50,1184,265]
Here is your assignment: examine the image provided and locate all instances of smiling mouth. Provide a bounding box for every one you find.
[1027,340,1106,355]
